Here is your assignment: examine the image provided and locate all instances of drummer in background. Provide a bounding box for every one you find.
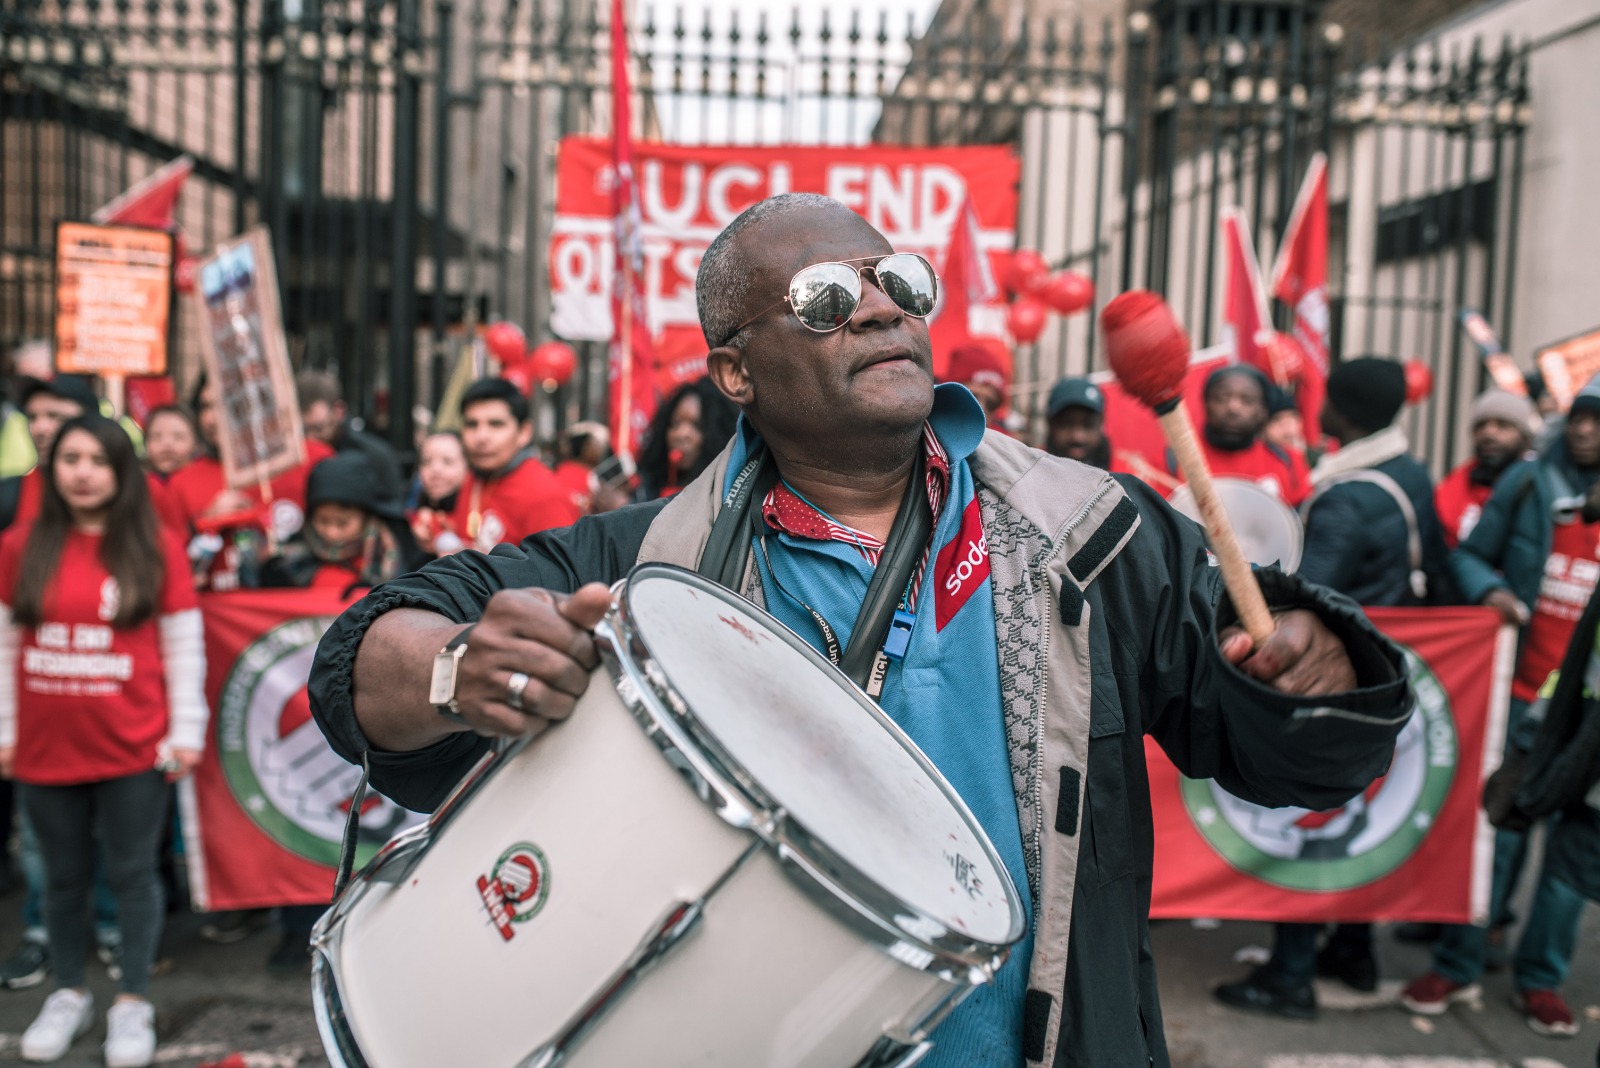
[1216,356,1454,1020]
[308,193,1412,1068]
[1172,364,1311,506]
[1434,390,1537,550]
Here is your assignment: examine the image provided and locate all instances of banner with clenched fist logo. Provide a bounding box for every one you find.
[1149,607,1514,925]
[180,590,424,910]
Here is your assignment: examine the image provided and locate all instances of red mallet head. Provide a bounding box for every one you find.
[1003,248,1050,297]
[484,321,527,365]
[1404,359,1434,404]
[1040,270,1095,316]
[1100,290,1192,410]
[1006,295,1049,344]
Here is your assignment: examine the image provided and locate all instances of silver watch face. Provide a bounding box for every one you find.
[428,651,459,707]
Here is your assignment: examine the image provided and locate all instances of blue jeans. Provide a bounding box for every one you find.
[1433,819,1587,989]
[1269,922,1371,984]
[18,803,118,945]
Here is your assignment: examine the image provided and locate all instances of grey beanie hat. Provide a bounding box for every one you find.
[1469,390,1536,439]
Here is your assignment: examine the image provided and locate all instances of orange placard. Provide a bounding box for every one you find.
[54,222,174,376]
[1537,327,1600,412]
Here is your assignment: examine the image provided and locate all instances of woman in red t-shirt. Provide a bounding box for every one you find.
[0,414,207,1067]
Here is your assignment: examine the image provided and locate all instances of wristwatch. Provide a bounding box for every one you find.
[430,624,477,724]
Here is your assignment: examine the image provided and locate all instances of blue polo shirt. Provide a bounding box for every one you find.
[726,385,1033,1066]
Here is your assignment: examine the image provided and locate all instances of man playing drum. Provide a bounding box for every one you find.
[309,194,1412,1068]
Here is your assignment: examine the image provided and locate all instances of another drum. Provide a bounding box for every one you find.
[312,563,1025,1068]
[1170,477,1305,572]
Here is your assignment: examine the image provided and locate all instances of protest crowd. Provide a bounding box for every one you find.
[2,303,1599,1065]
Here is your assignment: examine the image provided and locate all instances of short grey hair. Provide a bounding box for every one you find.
[696,192,849,350]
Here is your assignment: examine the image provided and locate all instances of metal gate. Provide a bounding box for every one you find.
[1,0,1530,466]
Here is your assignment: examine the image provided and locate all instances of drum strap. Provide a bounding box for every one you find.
[696,444,933,693]
[839,454,932,691]
[335,754,373,899]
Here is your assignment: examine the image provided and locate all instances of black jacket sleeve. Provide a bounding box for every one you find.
[308,500,667,810]
[1113,477,1412,810]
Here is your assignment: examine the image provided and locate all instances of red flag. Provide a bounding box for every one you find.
[1219,207,1285,384]
[92,155,194,230]
[608,0,657,460]
[181,591,425,910]
[1149,607,1512,924]
[1271,154,1331,443]
[928,196,999,380]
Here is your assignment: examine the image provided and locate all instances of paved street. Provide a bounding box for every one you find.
[0,861,1587,1065]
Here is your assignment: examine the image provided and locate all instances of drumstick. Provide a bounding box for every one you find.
[1100,291,1275,648]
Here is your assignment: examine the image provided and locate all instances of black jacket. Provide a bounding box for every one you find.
[310,477,1408,1067]
[1299,453,1457,607]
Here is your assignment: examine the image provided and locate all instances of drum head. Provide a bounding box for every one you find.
[1169,477,1304,572]
[618,565,1023,949]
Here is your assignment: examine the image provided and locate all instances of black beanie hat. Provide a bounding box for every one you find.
[1326,357,1407,431]
[1204,363,1270,403]
[306,452,404,521]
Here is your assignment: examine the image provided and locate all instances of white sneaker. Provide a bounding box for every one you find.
[103,999,156,1068]
[20,988,93,1062]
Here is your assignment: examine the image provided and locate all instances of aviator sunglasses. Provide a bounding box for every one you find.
[716,253,940,347]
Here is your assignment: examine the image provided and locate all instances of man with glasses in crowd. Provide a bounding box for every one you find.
[310,193,1411,1067]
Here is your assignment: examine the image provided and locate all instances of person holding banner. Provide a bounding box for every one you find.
[310,193,1414,1068]
[1433,390,1537,550]
[0,414,207,1067]
[1400,374,1600,1037]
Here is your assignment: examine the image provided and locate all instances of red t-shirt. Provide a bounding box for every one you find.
[0,525,197,784]
[11,469,185,536]
[1435,462,1496,550]
[1513,517,1600,702]
[166,441,334,589]
[452,457,582,552]
[551,461,594,517]
[1189,438,1311,506]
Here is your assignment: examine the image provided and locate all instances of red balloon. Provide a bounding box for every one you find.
[1099,290,1191,408]
[1006,296,1049,344]
[484,321,527,365]
[1003,249,1050,297]
[527,341,579,389]
[501,362,535,397]
[1039,270,1095,316]
[1404,359,1435,404]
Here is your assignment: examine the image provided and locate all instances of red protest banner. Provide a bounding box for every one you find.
[180,590,422,910]
[550,139,1018,390]
[1149,607,1513,925]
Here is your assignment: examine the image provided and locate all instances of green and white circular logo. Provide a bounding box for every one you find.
[1180,646,1455,891]
[217,616,420,868]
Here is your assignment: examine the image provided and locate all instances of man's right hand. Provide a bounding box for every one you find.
[447,584,613,737]
[1482,588,1530,627]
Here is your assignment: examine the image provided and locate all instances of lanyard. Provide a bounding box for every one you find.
[757,535,922,699]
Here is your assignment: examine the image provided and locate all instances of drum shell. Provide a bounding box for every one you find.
[319,666,963,1068]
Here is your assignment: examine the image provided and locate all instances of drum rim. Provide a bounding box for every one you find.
[1168,477,1304,573]
[601,562,1026,973]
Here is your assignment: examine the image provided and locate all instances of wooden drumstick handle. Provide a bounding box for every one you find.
[1156,404,1276,648]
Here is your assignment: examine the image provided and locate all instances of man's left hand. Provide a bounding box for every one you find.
[1219,609,1358,696]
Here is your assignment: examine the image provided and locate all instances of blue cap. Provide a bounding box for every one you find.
[1047,377,1105,418]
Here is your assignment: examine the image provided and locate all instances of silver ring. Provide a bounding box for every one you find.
[506,672,531,712]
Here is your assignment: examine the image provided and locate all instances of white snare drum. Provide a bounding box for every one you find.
[312,563,1025,1068]
[1170,477,1305,572]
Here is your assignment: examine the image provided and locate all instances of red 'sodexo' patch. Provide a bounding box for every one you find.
[935,497,990,631]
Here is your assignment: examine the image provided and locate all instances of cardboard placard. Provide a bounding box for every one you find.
[190,228,305,490]
[54,221,174,376]
[1537,327,1600,412]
